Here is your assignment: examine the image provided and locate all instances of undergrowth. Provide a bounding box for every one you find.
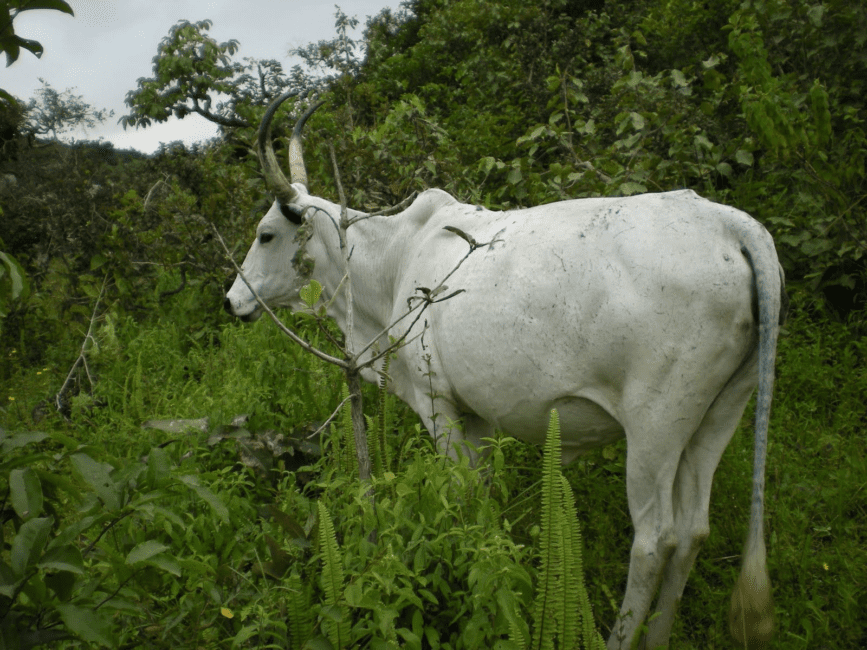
[1,282,865,648]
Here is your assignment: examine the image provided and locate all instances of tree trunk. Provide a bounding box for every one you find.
[345,367,371,481]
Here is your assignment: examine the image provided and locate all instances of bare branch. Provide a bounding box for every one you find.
[346,192,419,226]
[306,394,353,439]
[353,297,426,362]
[56,275,107,415]
[354,230,485,371]
[143,177,170,212]
[442,225,478,248]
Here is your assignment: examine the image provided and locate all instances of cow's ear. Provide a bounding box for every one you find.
[279,202,303,224]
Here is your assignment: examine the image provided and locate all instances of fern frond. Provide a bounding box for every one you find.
[497,587,530,650]
[365,413,383,479]
[286,570,313,648]
[317,501,350,648]
[561,474,606,649]
[532,409,564,650]
[559,475,579,650]
[531,409,605,650]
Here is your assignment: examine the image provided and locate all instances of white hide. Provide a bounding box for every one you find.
[225,186,783,650]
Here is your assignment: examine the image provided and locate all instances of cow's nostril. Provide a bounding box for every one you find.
[223,297,234,314]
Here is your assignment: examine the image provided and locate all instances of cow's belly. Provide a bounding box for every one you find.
[494,394,625,462]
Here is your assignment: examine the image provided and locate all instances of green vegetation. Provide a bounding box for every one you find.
[1,0,865,647]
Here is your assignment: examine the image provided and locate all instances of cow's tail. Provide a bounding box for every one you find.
[729,223,786,647]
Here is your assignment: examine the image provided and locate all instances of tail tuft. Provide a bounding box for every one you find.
[729,539,774,648]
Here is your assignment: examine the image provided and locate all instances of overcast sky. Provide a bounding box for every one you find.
[3,0,402,153]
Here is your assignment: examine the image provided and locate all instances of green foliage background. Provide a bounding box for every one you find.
[0,0,865,647]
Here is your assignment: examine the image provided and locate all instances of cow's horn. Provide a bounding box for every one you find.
[256,91,302,206]
[288,100,325,190]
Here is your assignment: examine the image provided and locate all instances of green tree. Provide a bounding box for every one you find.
[121,19,298,132]
[24,78,113,140]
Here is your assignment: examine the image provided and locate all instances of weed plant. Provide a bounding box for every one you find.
[1,277,865,648]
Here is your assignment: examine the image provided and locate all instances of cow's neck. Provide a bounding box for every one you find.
[308,206,404,366]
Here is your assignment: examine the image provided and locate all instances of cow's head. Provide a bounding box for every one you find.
[223,93,322,321]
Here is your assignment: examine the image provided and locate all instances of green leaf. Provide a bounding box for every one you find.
[232,625,258,648]
[71,453,121,511]
[38,544,85,574]
[806,4,825,26]
[10,468,43,520]
[90,254,106,270]
[11,517,53,576]
[529,125,547,140]
[479,156,497,175]
[45,569,76,601]
[0,251,29,301]
[145,554,182,576]
[507,166,522,185]
[3,42,21,67]
[177,474,230,523]
[145,446,171,489]
[304,636,334,650]
[267,505,307,539]
[671,69,688,87]
[532,409,563,650]
[694,134,713,151]
[47,514,102,550]
[263,535,292,577]
[0,89,19,105]
[801,237,833,257]
[299,280,323,309]
[735,150,754,166]
[702,54,721,69]
[17,1,74,16]
[619,182,647,196]
[55,603,117,648]
[7,35,43,62]
[126,540,169,565]
[0,561,23,598]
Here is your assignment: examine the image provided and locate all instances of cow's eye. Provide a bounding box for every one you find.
[259,233,274,244]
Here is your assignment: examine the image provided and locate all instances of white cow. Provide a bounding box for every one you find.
[225,92,785,649]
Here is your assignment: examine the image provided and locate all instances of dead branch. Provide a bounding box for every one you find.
[306,394,353,440]
[346,192,419,226]
[56,275,107,416]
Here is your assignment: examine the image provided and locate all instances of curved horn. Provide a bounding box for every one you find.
[289,100,326,190]
[257,90,299,207]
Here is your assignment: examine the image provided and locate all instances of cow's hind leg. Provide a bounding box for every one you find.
[608,415,698,650]
[643,355,759,649]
